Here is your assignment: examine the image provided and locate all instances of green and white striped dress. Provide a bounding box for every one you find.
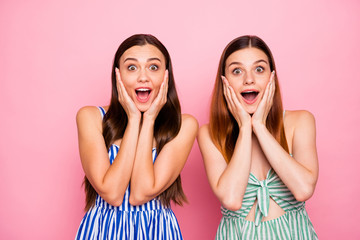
[216,168,318,239]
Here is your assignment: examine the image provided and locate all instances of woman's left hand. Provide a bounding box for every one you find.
[143,70,169,121]
[252,71,276,128]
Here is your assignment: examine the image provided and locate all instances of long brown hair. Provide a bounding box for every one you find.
[83,34,187,211]
[209,35,289,163]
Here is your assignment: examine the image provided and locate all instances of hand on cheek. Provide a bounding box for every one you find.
[144,70,169,121]
[252,71,275,128]
[222,76,251,128]
[115,68,141,121]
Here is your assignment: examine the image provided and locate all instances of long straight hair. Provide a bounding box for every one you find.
[83,34,186,211]
[209,35,289,163]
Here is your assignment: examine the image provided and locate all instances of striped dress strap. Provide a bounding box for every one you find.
[98,106,106,119]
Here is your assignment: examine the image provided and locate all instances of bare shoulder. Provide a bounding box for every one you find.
[181,114,199,131]
[285,110,315,127]
[285,110,316,136]
[198,123,210,137]
[76,106,105,131]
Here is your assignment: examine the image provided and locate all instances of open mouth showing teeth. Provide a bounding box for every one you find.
[241,91,259,101]
[135,88,151,100]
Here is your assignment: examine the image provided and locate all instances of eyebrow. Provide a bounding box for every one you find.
[123,57,162,63]
[228,59,268,67]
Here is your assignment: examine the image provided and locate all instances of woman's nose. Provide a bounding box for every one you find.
[243,72,255,85]
[138,68,149,83]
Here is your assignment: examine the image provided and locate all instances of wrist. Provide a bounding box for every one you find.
[142,115,156,127]
[239,121,252,131]
[128,116,141,126]
[143,112,157,122]
[252,121,267,135]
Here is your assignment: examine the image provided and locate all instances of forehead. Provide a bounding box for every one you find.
[120,44,165,62]
[226,47,269,66]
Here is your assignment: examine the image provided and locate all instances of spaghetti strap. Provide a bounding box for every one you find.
[97,106,106,119]
[75,108,183,239]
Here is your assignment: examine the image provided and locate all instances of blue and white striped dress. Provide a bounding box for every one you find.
[75,107,183,240]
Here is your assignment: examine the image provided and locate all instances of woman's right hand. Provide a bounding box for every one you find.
[222,76,251,128]
[115,68,141,121]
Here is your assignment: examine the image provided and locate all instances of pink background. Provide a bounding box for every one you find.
[1,0,359,239]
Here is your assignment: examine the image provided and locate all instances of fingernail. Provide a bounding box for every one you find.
[221,76,225,81]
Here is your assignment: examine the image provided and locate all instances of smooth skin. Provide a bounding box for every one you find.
[198,48,318,222]
[77,44,198,207]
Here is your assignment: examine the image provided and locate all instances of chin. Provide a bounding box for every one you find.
[243,105,259,114]
[135,103,151,113]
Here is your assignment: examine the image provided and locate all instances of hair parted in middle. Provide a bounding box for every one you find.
[83,34,187,211]
[209,35,289,163]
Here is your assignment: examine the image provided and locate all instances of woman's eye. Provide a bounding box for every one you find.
[128,65,137,71]
[255,66,264,73]
[149,65,158,71]
[232,68,242,74]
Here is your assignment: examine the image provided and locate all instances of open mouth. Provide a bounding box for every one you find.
[135,88,151,103]
[241,90,259,104]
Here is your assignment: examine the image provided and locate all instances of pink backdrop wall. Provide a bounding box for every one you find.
[1,0,359,239]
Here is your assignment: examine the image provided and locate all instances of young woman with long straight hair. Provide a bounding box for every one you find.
[75,34,198,239]
[198,35,318,239]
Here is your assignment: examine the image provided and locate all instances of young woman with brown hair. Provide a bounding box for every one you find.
[198,35,318,239]
[75,34,198,239]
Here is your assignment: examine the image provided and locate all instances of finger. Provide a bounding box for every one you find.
[228,84,239,107]
[222,76,234,104]
[223,76,241,112]
[115,68,123,101]
[221,76,228,102]
[267,71,276,104]
[161,81,167,104]
[223,83,233,112]
[260,82,270,108]
[153,79,166,107]
[118,74,132,104]
[261,71,274,104]
[221,76,230,102]
[163,70,169,103]
[223,78,233,105]
[164,69,169,83]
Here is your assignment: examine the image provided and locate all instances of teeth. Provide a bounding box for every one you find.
[243,91,257,93]
[136,88,150,91]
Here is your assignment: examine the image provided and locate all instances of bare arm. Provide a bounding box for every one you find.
[78,69,143,206]
[198,123,252,211]
[77,106,140,206]
[197,76,253,211]
[253,110,319,201]
[129,114,198,205]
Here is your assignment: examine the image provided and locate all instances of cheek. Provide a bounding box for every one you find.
[119,71,135,86]
[150,73,164,88]
[227,78,242,90]
[256,75,269,89]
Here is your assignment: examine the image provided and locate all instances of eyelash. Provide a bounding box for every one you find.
[232,68,242,74]
[255,66,265,72]
[128,65,137,71]
[127,64,159,71]
[149,64,158,71]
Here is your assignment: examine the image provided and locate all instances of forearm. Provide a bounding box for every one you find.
[129,117,156,204]
[253,123,317,201]
[216,124,252,210]
[100,119,140,205]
